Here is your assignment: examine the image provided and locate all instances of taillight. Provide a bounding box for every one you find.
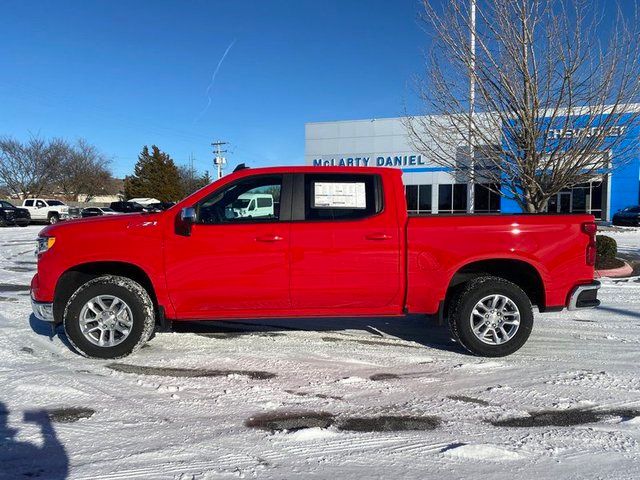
[582,222,597,266]
[582,222,597,235]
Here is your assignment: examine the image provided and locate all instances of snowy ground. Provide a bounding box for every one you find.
[1,225,640,480]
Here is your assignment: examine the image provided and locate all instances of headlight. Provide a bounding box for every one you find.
[36,236,56,256]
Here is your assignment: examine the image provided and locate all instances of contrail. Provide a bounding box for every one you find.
[194,39,236,123]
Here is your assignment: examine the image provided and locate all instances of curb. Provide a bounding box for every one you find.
[596,260,634,278]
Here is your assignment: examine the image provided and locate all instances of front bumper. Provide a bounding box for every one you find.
[31,297,54,322]
[568,281,601,310]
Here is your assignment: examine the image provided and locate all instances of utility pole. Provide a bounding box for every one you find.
[188,153,195,192]
[211,141,228,179]
[468,0,476,214]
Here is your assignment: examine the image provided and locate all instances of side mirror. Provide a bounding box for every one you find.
[176,207,196,236]
[181,207,196,222]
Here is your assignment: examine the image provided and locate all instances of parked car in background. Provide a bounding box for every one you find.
[21,198,69,224]
[128,197,161,207]
[81,207,119,218]
[109,201,146,214]
[0,200,30,227]
[31,166,600,359]
[612,206,640,226]
[127,197,175,212]
[146,201,175,212]
[226,193,274,219]
[68,206,82,220]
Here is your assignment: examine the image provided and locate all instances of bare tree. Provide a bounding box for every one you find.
[57,139,112,201]
[178,163,207,196]
[406,0,640,213]
[0,136,67,198]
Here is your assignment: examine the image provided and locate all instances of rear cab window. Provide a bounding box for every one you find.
[302,174,383,221]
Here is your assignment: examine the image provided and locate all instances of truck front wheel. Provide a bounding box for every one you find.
[63,275,155,359]
[448,276,533,357]
[48,213,59,224]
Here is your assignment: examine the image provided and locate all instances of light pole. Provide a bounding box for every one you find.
[468,0,477,213]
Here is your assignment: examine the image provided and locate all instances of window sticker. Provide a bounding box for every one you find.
[313,182,366,209]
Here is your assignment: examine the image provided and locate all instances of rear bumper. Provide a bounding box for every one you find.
[567,281,601,310]
[31,297,54,322]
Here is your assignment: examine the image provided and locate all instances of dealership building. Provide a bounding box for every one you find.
[305,115,640,221]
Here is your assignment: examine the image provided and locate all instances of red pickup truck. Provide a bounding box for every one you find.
[31,166,600,359]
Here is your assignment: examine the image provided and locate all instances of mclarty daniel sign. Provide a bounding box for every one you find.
[312,154,427,167]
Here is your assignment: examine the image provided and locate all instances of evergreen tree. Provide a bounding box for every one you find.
[199,170,212,187]
[124,145,184,201]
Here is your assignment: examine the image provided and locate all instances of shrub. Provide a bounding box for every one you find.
[596,235,617,259]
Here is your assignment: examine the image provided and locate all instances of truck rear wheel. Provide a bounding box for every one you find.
[63,275,155,359]
[448,276,533,357]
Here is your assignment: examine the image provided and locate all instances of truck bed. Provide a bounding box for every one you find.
[405,214,596,314]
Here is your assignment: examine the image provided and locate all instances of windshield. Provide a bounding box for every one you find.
[0,201,14,209]
[47,200,65,206]
[232,199,251,209]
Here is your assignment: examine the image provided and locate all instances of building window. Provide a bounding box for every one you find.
[546,180,605,220]
[474,184,501,213]
[406,185,418,212]
[438,184,467,214]
[405,184,432,214]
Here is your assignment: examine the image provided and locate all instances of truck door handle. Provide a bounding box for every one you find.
[366,233,392,241]
[256,235,284,242]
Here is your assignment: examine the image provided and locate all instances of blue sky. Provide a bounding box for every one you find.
[0,0,426,178]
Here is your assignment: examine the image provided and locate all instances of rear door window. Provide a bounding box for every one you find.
[303,174,382,221]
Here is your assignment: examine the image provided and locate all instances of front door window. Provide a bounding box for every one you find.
[197,175,281,223]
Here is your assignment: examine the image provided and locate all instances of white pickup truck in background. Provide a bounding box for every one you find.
[21,198,70,224]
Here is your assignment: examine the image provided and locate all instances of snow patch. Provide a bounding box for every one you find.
[456,361,504,370]
[337,376,367,384]
[444,443,525,461]
[284,427,340,441]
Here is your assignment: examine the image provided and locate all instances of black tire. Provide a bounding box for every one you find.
[48,213,59,225]
[63,275,155,359]
[448,276,533,357]
[17,221,30,227]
